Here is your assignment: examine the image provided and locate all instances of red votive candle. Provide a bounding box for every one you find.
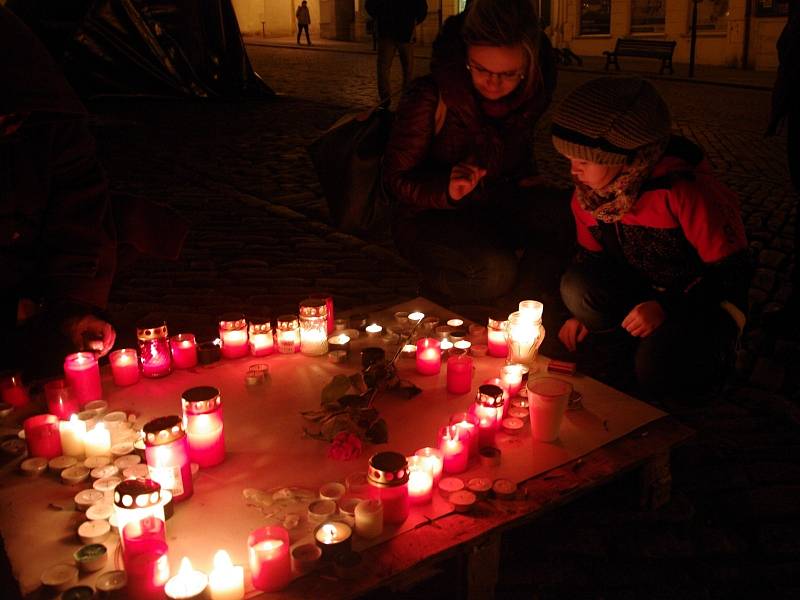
[471,384,505,448]
[23,414,62,459]
[137,320,172,378]
[248,319,274,357]
[446,354,473,394]
[110,349,141,387]
[500,364,524,398]
[115,479,166,556]
[45,379,79,420]
[368,452,409,524]
[181,386,225,468]
[415,338,441,376]
[414,447,444,485]
[63,352,102,405]
[406,456,434,505]
[143,416,193,503]
[1,373,29,408]
[125,540,170,600]
[449,412,479,459]
[170,334,198,369]
[437,426,468,474]
[248,526,291,592]
[487,316,509,358]
[483,377,509,419]
[218,313,249,359]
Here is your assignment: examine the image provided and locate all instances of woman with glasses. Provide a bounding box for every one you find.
[383,0,568,315]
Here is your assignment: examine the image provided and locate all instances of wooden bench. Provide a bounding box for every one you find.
[603,38,677,75]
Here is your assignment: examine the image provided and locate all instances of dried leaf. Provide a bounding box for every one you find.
[322,375,351,406]
[300,409,329,422]
[339,394,369,409]
[365,418,388,444]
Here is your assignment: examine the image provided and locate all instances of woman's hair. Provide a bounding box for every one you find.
[461,0,542,94]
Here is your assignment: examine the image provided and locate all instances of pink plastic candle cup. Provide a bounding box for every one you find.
[181,386,225,468]
[44,379,79,419]
[0,373,29,408]
[170,334,198,369]
[63,352,102,405]
[248,526,291,592]
[124,540,170,600]
[449,412,479,459]
[437,426,468,474]
[137,320,173,378]
[110,349,141,386]
[143,416,193,502]
[368,452,410,525]
[122,516,167,564]
[23,414,62,459]
[218,313,249,359]
[446,354,473,394]
[487,317,509,358]
[415,338,441,376]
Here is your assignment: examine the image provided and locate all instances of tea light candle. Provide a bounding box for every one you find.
[84,423,111,457]
[500,364,524,397]
[20,457,47,477]
[413,447,444,485]
[446,354,473,394]
[308,499,337,522]
[45,379,79,420]
[327,334,351,357]
[508,406,529,421]
[415,338,441,375]
[48,455,77,473]
[406,456,434,505]
[208,550,244,600]
[24,414,62,459]
[408,311,425,324]
[438,426,468,474]
[114,454,141,470]
[446,318,464,328]
[111,441,134,457]
[78,520,110,545]
[467,477,493,499]
[319,482,346,502]
[492,478,518,500]
[86,502,114,521]
[123,464,150,479]
[345,471,370,495]
[59,415,86,458]
[165,557,208,600]
[438,476,465,499]
[365,323,383,337]
[61,465,90,485]
[63,352,102,405]
[94,475,122,501]
[354,499,383,539]
[40,564,79,592]
[400,344,417,359]
[314,522,352,561]
[74,489,105,511]
[90,464,119,480]
[291,544,322,575]
[110,349,140,387]
[338,495,362,522]
[450,490,477,513]
[502,417,525,435]
[170,334,198,369]
[84,455,111,470]
[247,526,291,592]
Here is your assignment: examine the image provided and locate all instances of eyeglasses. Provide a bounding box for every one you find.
[466,61,525,83]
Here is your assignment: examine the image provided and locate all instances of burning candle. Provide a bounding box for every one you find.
[247,320,274,357]
[84,423,111,457]
[505,306,545,366]
[0,372,29,407]
[354,499,383,539]
[406,456,434,505]
[63,353,102,405]
[437,426,468,474]
[23,414,62,459]
[415,338,441,375]
[209,550,244,600]
[137,320,173,378]
[367,452,409,525]
[500,364,524,397]
[247,526,291,592]
[125,541,170,600]
[45,379,79,420]
[365,323,383,337]
[115,479,166,558]
[59,414,86,458]
[170,334,198,369]
[164,557,208,600]
[309,293,335,335]
[299,299,329,356]
[413,447,444,485]
[446,318,464,328]
[110,349,140,387]
[218,313,249,359]
[408,311,425,324]
[472,384,505,448]
[327,334,351,358]
[446,354,473,394]
[400,344,417,359]
[181,386,225,468]
[487,316,509,358]
[314,522,353,561]
[143,416,193,502]
[483,377,510,417]
[449,412,479,459]
[275,315,300,354]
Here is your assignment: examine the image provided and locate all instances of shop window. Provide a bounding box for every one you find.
[689,0,730,32]
[580,0,611,35]
[631,0,665,33]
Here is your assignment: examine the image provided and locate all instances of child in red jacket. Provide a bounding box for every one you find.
[552,77,750,397]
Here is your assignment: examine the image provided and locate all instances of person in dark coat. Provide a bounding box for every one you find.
[296,1,312,46]
[383,0,566,312]
[1,6,117,378]
[365,0,428,103]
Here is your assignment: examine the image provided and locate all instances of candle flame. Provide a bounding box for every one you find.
[408,311,425,322]
[178,556,194,576]
[69,414,79,424]
[213,338,222,347]
[213,549,233,570]
[322,524,337,542]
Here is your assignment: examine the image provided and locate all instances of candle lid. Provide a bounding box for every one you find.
[299,298,327,317]
[248,317,272,333]
[487,315,508,329]
[136,318,168,340]
[276,314,299,329]
[367,451,408,487]
[143,415,185,445]
[218,312,246,329]
[181,386,221,413]
[476,384,505,408]
[114,478,162,508]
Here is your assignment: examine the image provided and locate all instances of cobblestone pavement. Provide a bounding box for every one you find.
[88,45,800,598]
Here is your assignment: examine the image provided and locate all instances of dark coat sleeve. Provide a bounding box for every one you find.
[382,78,453,211]
[416,0,429,23]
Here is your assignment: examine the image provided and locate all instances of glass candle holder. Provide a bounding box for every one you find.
[309,293,335,335]
[368,452,409,525]
[218,313,249,359]
[45,379,79,420]
[170,334,198,369]
[125,540,170,600]
[500,364,525,397]
[487,316,509,358]
[63,352,102,405]
[181,386,224,468]
[505,309,545,367]
[248,526,291,592]
[23,414,62,459]
[143,416,193,503]
[275,315,300,354]
[59,414,86,458]
[406,456,434,505]
[0,372,29,408]
[114,478,166,556]
[446,354,473,394]
[137,320,172,378]
[437,426,468,474]
[415,338,441,375]
[471,384,505,448]
[248,318,274,357]
[299,299,329,356]
[413,447,444,485]
[518,299,544,321]
[110,349,141,387]
[449,412,480,459]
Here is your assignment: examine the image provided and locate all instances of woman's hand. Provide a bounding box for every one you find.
[559,318,589,352]
[63,315,117,357]
[621,301,665,338]
[448,163,487,201]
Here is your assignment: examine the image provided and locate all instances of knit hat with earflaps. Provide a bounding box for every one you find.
[551,76,672,165]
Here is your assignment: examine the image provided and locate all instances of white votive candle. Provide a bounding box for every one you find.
[165,557,208,600]
[209,550,244,600]
[84,423,111,457]
[354,499,383,539]
[59,415,86,458]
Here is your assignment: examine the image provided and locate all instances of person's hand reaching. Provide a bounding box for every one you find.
[448,162,487,201]
[558,318,589,352]
[63,315,116,357]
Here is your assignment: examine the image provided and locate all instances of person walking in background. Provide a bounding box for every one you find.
[296,1,312,46]
[365,0,428,104]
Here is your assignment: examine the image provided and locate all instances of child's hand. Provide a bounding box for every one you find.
[448,163,487,201]
[559,318,589,352]
[621,301,665,337]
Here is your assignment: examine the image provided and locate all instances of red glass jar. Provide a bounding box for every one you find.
[367,452,409,525]
[137,320,172,378]
[275,315,300,354]
[181,386,225,468]
[470,384,505,448]
[248,318,274,357]
[115,478,166,561]
[487,316,509,358]
[218,313,249,359]
[143,416,193,502]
